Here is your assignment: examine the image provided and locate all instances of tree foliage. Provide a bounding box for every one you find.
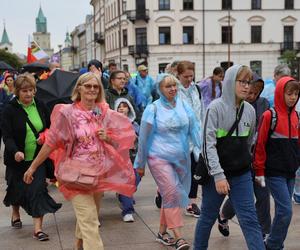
[280,50,299,79]
[0,49,23,70]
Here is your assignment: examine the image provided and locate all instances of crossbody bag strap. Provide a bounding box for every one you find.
[25,116,39,139]
[226,103,244,137]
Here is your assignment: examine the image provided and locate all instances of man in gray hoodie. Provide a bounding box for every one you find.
[193,65,264,250]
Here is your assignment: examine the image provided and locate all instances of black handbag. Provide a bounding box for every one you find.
[193,104,245,185]
[25,116,55,179]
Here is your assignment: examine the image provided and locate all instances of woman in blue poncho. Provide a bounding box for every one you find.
[134,74,201,250]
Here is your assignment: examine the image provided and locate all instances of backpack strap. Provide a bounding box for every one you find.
[268,107,277,138]
[195,84,202,100]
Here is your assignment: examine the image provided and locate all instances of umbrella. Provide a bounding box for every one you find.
[0,61,15,71]
[36,69,79,111]
[22,62,50,73]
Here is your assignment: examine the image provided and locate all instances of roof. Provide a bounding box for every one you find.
[0,26,11,45]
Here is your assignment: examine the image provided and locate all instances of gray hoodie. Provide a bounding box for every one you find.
[202,65,256,182]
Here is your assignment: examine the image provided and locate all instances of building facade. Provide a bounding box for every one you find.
[33,6,54,57]
[90,0,300,79]
[0,24,13,52]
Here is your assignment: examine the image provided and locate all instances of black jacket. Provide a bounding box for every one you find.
[1,97,50,167]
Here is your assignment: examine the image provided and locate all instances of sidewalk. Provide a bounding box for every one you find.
[0,159,299,250]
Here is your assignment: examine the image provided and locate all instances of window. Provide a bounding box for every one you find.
[251,26,262,43]
[284,26,294,50]
[222,26,232,44]
[250,61,262,76]
[220,61,233,72]
[183,0,193,10]
[285,0,294,9]
[183,26,194,44]
[159,63,169,73]
[222,0,232,10]
[123,64,129,72]
[122,29,128,47]
[159,0,170,10]
[159,27,171,45]
[251,0,261,9]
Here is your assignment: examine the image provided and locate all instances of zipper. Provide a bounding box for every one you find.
[288,112,291,138]
[236,107,239,136]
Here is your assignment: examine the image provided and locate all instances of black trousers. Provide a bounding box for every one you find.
[189,153,199,199]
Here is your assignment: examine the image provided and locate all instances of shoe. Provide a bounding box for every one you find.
[156,232,175,246]
[292,195,300,205]
[154,192,162,209]
[185,203,200,218]
[33,231,49,241]
[217,215,230,237]
[123,214,134,223]
[174,238,190,250]
[11,218,22,229]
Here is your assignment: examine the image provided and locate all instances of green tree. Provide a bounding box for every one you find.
[279,50,299,79]
[0,49,23,71]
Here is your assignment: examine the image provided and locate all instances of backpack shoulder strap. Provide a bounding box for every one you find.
[195,84,202,100]
[268,107,277,137]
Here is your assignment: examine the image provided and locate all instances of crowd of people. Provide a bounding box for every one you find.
[0,59,300,250]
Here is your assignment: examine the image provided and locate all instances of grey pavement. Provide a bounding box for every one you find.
[0,155,299,250]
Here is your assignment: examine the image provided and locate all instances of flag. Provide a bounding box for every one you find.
[27,36,49,63]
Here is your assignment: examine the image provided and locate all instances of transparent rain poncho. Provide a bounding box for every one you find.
[45,102,136,200]
[134,74,202,209]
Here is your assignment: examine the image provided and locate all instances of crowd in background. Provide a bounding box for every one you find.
[0,59,300,250]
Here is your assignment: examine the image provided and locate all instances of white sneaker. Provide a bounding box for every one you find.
[123,214,134,223]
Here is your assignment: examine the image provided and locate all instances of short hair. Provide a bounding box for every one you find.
[87,59,103,72]
[109,70,126,86]
[284,80,300,93]
[177,61,195,75]
[71,72,105,102]
[14,73,36,97]
[213,67,224,76]
[109,62,117,68]
[274,64,291,78]
[171,60,180,68]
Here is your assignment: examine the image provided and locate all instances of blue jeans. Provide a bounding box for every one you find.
[265,176,295,250]
[193,171,264,250]
[118,171,141,216]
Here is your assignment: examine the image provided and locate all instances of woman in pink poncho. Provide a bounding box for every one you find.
[23,72,136,250]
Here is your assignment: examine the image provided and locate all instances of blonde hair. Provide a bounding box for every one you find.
[14,73,36,97]
[71,72,105,102]
[236,66,253,81]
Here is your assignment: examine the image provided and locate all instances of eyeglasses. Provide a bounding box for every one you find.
[82,84,100,90]
[236,79,250,87]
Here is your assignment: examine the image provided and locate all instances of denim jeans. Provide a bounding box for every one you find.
[293,167,300,203]
[265,176,295,250]
[193,171,264,250]
[118,171,141,216]
[221,180,271,234]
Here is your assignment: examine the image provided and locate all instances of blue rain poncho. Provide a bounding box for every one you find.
[134,74,202,208]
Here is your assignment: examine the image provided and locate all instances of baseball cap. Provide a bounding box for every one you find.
[137,65,148,71]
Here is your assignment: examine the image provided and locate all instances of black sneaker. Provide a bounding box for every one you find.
[217,215,230,237]
[155,192,162,209]
[185,203,201,218]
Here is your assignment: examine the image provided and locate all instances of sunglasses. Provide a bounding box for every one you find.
[82,84,100,90]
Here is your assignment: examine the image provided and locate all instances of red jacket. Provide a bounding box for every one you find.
[253,76,300,178]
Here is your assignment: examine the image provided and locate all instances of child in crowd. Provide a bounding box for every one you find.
[114,98,140,222]
[254,77,300,250]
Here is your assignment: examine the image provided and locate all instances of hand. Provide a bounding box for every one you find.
[97,129,111,142]
[215,179,230,195]
[255,176,266,187]
[136,168,145,177]
[36,137,43,145]
[23,167,35,184]
[14,152,24,162]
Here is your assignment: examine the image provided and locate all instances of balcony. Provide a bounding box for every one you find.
[94,32,105,44]
[128,45,149,57]
[126,9,149,23]
[280,42,300,54]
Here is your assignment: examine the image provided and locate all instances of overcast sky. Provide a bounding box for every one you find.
[0,0,92,55]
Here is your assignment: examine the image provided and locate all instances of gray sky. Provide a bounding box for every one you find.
[0,0,92,55]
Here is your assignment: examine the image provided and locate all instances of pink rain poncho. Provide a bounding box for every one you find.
[45,102,136,200]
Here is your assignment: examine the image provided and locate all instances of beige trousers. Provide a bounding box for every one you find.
[71,192,104,250]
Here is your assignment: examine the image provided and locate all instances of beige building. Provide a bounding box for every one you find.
[90,0,300,79]
[33,6,53,57]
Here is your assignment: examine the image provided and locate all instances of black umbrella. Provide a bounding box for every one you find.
[0,60,15,71]
[22,62,49,73]
[36,70,79,111]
